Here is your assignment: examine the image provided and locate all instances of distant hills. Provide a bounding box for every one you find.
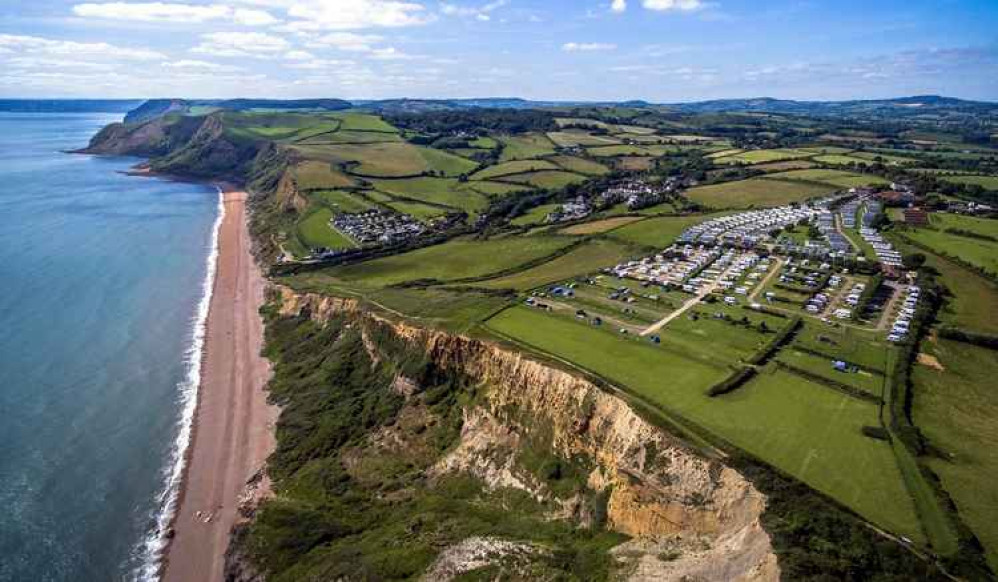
[3,94,995,122]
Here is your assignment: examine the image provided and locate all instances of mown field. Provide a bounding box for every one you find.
[606,214,717,248]
[763,169,890,189]
[899,226,998,276]
[474,239,639,291]
[484,306,922,540]
[937,175,998,189]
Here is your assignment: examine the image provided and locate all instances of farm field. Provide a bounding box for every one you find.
[294,160,357,190]
[685,178,836,208]
[464,180,531,196]
[484,306,922,540]
[937,174,998,189]
[607,214,714,248]
[475,239,639,291]
[310,190,376,214]
[297,129,402,144]
[498,133,557,161]
[754,160,817,172]
[775,348,885,397]
[470,159,560,180]
[560,216,644,234]
[712,148,814,165]
[899,227,998,276]
[383,200,448,221]
[329,111,398,132]
[305,235,575,289]
[914,339,998,571]
[586,144,677,157]
[368,177,489,213]
[763,169,890,188]
[548,155,610,175]
[547,130,621,148]
[500,170,588,190]
[293,142,477,177]
[928,213,998,238]
[792,322,891,372]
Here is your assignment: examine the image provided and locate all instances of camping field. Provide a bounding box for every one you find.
[484,306,923,541]
[475,239,639,291]
[607,214,720,248]
[899,227,998,276]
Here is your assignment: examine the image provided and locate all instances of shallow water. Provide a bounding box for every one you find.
[0,112,219,581]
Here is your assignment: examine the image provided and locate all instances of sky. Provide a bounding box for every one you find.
[1,0,997,102]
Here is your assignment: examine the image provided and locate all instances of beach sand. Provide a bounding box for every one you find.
[162,187,277,582]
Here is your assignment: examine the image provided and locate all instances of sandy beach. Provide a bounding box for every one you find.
[162,187,277,582]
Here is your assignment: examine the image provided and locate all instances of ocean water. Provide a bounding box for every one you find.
[0,112,220,581]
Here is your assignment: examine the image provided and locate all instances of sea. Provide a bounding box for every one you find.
[0,110,221,581]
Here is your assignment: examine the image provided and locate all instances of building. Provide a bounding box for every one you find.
[903,207,930,226]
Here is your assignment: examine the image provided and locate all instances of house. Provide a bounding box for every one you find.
[903,207,930,226]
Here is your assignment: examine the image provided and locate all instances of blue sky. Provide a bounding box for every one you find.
[1,0,997,101]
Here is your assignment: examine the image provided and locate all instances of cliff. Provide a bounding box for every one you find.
[254,287,780,581]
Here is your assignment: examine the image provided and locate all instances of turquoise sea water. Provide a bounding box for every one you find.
[0,112,219,581]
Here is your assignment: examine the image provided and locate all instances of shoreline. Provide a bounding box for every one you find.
[157,183,277,582]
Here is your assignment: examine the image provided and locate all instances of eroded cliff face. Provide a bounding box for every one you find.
[272,286,780,581]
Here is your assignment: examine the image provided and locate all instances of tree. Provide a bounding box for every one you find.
[903,253,926,270]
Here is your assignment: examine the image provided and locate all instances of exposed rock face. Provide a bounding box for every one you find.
[272,286,780,581]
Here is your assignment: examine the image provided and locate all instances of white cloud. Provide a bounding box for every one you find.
[308,32,384,52]
[162,59,244,71]
[370,46,416,60]
[611,0,627,13]
[287,57,356,69]
[283,49,314,60]
[72,2,279,25]
[0,33,164,60]
[642,0,704,12]
[73,2,230,22]
[440,0,507,21]
[562,42,617,52]
[191,31,289,57]
[279,0,434,31]
[232,7,279,25]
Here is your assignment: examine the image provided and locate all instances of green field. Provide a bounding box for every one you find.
[929,213,998,238]
[776,348,885,396]
[512,203,560,226]
[764,169,890,189]
[892,239,998,335]
[914,339,998,571]
[560,216,644,235]
[547,130,621,148]
[311,190,376,214]
[548,155,610,175]
[384,200,448,222]
[465,180,532,197]
[686,178,836,208]
[938,174,998,190]
[607,215,712,248]
[296,207,355,250]
[485,307,922,539]
[713,148,815,165]
[500,170,588,190]
[307,236,574,289]
[297,129,403,144]
[294,142,477,178]
[369,177,489,213]
[900,227,998,276]
[475,239,638,290]
[470,159,560,180]
[223,112,340,142]
[329,111,398,132]
[498,133,557,161]
[294,160,357,190]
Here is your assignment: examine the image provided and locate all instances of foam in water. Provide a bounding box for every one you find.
[133,185,225,581]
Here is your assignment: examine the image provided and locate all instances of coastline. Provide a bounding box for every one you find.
[158,184,277,582]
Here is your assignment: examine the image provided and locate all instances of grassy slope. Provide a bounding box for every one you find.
[914,339,998,572]
[686,179,836,209]
[474,239,640,291]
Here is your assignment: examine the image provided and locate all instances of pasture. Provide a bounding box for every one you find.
[475,239,639,290]
[914,339,998,571]
[500,170,588,190]
[686,178,836,208]
[900,227,998,275]
[548,155,610,175]
[293,142,477,178]
[929,212,998,238]
[512,203,560,226]
[938,174,998,190]
[712,148,814,165]
[764,169,889,188]
[329,112,398,132]
[607,215,711,248]
[294,161,357,190]
[368,177,489,213]
[311,190,375,214]
[312,235,574,289]
[560,216,644,235]
[498,133,557,161]
[470,159,560,180]
[547,130,621,148]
